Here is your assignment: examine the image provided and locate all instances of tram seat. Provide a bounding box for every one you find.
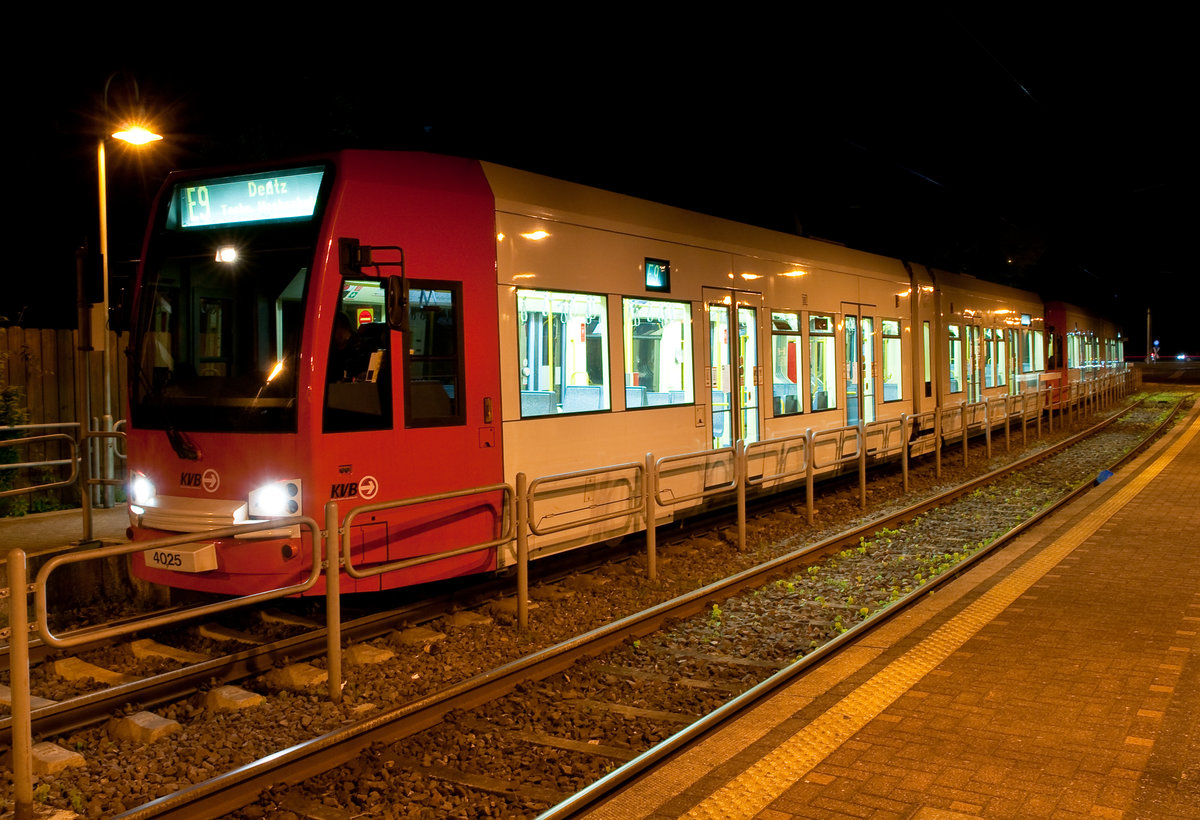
[813,390,828,411]
[669,390,686,403]
[773,383,799,415]
[625,386,647,407]
[883,383,900,402]
[521,391,554,416]
[713,410,725,439]
[563,385,602,412]
[646,392,670,405]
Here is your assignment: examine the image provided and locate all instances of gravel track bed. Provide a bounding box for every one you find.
[6,392,1190,818]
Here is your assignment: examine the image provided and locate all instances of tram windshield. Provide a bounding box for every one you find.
[130,166,326,433]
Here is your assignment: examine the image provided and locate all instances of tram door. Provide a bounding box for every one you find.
[1007,328,1020,394]
[966,324,982,402]
[704,289,761,449]
[842,303,876,425]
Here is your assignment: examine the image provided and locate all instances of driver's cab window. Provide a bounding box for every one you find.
[323,280,392,432]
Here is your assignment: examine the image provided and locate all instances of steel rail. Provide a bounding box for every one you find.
[541,397,1183,818]
[0,572,520,745]
[105,399,1163,819]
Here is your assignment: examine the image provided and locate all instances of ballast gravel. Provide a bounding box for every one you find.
[4,392,1189,818]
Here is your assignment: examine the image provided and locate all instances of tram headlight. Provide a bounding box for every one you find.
[130,474,156,506]
[248,479,302,518]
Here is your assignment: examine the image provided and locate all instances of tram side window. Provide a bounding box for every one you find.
[809,314,836,411]
[771,311,803,416]
[516,290,609,417]
[406,283,465,427]
[881,319,902,402]
[923,321,932,398]
[324,280,393,433]
[983,328,995,388]
[948,324,963,393]
[1021,329,1044,373]
[993,331,1003,388]
[623,298,693,408]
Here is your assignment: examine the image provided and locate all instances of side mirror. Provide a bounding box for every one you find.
[386,275,408,334]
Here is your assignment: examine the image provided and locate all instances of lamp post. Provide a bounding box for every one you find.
[82,74,161,530]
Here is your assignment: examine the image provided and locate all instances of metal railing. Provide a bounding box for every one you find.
[0,424,83,502]
[2,369,1135,817]
[5,516,324,820]
[0,419,128,544]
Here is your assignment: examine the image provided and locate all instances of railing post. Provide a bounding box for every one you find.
[1020,393,1028,446]
[961,404,969,468]
[858,422,867,508]
[516,472,529,630]
[644,452,657,581]
[1036,385,1044,438]
[984,401,992,460]
[900,413,910,494]
[736,440,747,551]
[805,428,815,526]
[1004,395,1011,452]
[103,414,115,508]
[935,407,943,479]
[324,501,342,705]
[7,548,33,820]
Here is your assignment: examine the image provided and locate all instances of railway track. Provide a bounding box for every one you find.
[2,395,1184,818]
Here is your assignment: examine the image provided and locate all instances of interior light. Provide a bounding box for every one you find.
[520,230,549,240]
[267,360,284,383]
[215,246,238,263]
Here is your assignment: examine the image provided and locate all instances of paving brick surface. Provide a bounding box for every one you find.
[589,406,1200,820]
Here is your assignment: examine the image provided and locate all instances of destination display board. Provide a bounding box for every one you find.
[168,166,325,229]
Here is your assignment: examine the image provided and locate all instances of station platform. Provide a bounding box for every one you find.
[0,504,130,557]
[585,404,1200,819]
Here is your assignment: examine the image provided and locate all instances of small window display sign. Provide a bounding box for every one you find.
[645,258,671,292]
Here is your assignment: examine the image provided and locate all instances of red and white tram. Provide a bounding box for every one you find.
[125,151,1120,595]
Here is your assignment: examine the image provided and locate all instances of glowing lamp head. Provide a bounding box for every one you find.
[215,246,238,263]
[112,125,163,145]
[248,479,302,518]
[130,474,156,505]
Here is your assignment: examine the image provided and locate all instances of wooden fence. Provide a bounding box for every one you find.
[0,327,128,512]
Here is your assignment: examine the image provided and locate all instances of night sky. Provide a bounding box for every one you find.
[14,10,1192,356]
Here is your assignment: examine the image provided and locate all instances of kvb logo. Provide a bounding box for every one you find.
[202,469,220,493]
[180,469,221,493]
[329,475,379,500]
[330,482,358,499]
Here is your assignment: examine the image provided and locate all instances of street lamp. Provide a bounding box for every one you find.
[96,120,162,348]
[84,75,161,523]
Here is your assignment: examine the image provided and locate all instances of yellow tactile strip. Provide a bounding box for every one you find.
[675,414,1200,820]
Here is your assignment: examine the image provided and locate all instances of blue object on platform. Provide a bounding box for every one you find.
[1096,469,1114,485]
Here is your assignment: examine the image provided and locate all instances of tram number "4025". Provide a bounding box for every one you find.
[150,551,184,568]
[142,545,218,574]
